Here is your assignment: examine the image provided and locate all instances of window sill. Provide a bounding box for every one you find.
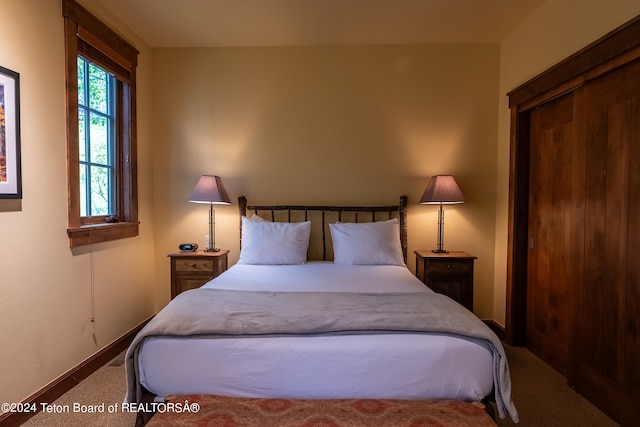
[67,221,139,247]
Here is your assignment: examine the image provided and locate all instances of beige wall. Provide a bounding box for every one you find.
[5,0,640,411]
[0,0,155,407]
[151,45,501,317]
[493,0,640,325]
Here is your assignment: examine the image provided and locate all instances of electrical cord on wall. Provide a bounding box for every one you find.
[89,232,97,346]
[90,239,95,324]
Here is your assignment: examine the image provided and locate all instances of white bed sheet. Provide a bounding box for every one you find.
[138,263,493,401]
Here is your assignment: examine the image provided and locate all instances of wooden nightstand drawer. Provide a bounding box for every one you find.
[179,278,213,293]
[168,250,229,299]
[426,260,472,274]
[414,251,476,312]
[175,258,214,273]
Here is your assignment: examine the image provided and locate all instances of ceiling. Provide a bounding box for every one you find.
[93,0,546,48]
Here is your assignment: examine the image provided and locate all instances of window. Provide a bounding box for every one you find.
[78,58,116,217]
[63,0,139,247]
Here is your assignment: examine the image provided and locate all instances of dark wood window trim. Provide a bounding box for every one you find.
[63,0,139,247]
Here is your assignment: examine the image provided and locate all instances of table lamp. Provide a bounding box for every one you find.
[188,175,231,252]
[419,175,465,253]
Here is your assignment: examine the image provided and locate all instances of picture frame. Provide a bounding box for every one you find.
[0,65,21,199]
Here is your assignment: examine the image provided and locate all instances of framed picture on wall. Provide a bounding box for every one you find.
[0,65,21,199]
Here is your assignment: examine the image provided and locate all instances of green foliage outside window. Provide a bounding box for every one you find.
[77,56,115,217]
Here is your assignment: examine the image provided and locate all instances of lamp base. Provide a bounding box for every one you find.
[205,248,221,252]
[432,204,448,254]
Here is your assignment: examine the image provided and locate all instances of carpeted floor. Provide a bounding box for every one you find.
[21,343,619,426]
[494,345,619,427]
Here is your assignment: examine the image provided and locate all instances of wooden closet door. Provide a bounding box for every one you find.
[527,93,575,376]
[572,60,640,424]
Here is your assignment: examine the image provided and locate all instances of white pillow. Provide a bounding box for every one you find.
[238,216,311,264]
[329,218,405,266]
[247,213,266,222]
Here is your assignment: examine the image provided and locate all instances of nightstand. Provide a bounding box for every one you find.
[168,250,229,299]
[414,250,476,311]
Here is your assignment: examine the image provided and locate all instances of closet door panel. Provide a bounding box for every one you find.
[576,60,640,425]
[626,98,640,395]
[527,93,574,375]
[583,106,627,381]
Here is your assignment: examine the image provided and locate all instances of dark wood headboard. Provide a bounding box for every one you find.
[238,196,408,262]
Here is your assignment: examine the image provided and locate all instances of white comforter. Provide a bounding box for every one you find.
[135,263,506,416]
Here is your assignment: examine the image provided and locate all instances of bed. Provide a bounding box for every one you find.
[125,196,518,424]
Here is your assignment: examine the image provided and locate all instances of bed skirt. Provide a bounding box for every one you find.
[143,394,497,427]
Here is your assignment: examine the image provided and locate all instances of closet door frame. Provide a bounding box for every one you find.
[505,14,640,346]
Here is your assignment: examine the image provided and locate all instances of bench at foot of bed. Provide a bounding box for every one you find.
[141,394,497,426]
